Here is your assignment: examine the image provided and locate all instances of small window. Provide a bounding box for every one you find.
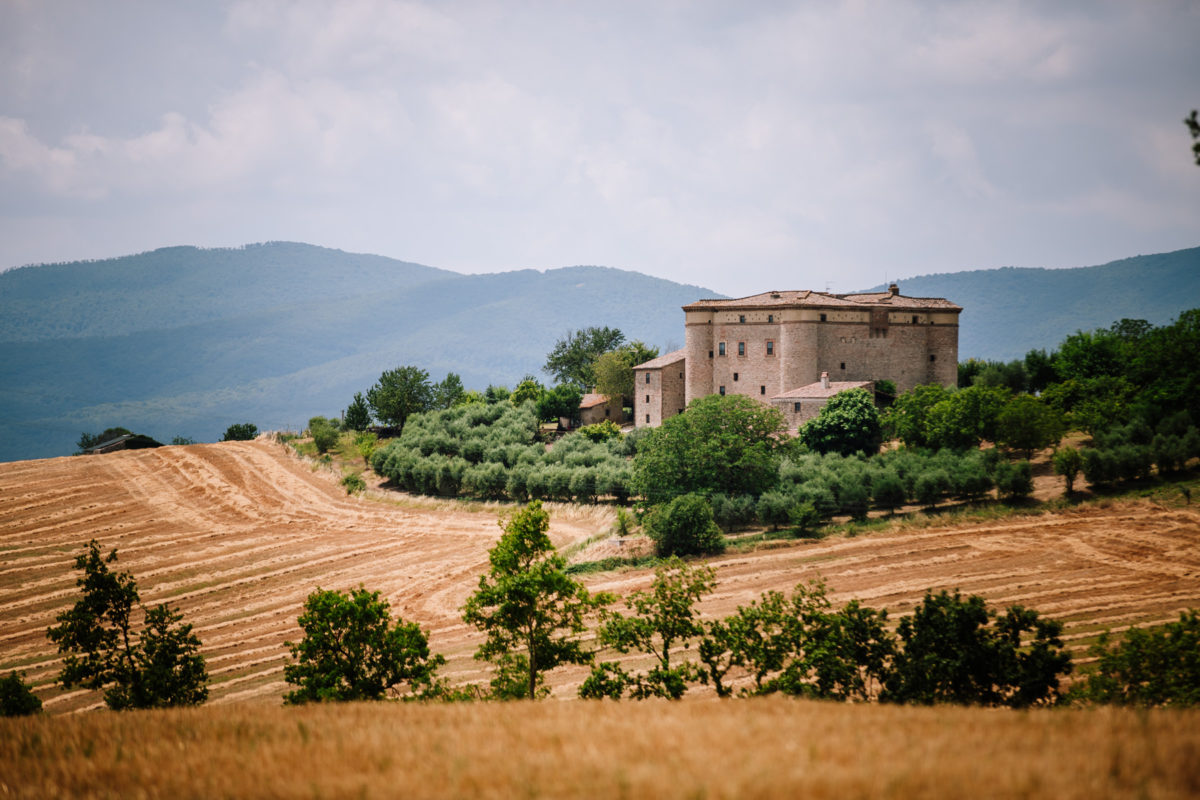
[820,313,827,322]
[679,372,684,379]
[840,362,846,370]
[760,386,766,395]
[645,395,650,404]
[733,373,739,381]
[645,373,650,384]
[912,315,919,324]
[768,314,774,323]
[646,414,651,423]
[738,342,745,356]
[739,314,746,323]
[766,340,774,356]
[719,342,726,356]
[605,408,610,417]
[719,386,726,396]
[709,350,714,358]
[930,354,937,362]
[794,402,802,412]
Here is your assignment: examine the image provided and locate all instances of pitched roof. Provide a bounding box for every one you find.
[633,348,686,370]
[579,393,615,409]
[683,287,960,312]
[772,380,873,400]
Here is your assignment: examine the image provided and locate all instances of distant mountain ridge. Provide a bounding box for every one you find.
[865,246,1200,362]
[0,243,716,461]
[2,242,1197,463]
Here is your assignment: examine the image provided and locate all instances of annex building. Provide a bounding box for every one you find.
[633,284,961,430]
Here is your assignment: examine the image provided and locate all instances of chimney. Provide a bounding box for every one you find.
[888,282,899,296]
[820,371,829,390]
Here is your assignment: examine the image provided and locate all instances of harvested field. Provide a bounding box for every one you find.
[1,440,1199,711]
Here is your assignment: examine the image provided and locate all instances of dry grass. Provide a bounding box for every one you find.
[3,699,1199,799]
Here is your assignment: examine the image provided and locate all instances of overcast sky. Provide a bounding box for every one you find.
[2,1,1198,295]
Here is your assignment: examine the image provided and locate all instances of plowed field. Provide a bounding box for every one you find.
[2,440,1198,712]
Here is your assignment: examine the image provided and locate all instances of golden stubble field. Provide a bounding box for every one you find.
[2,439,1200,798]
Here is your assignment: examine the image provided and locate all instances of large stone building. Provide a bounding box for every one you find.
[634,284,961,429]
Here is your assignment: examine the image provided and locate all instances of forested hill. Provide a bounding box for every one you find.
[0,243,716,461]
[867,247,1200,361]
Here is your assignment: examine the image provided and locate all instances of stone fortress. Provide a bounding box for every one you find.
[633,284,961,430]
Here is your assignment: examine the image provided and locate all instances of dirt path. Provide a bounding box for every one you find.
[2,440,1197,710]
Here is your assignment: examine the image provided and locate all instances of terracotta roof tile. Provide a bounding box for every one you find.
[683,288,960,312]
[579,393,614,409]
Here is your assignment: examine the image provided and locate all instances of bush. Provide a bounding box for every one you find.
[756,491,793,530]
[798,388,882,456]
[914,469,951,508]
[340,473,367,495]
[0,671,41,717]
[579,420,622,443]
[643,494,725,558]
[222,423,258,441]
[872,473,907,514]
[308,416,340,454]
[994,460,1033,500]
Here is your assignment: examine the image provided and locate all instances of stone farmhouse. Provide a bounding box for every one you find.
[633,284,961,430]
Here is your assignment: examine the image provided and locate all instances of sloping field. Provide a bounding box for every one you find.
[1,440,1199,712]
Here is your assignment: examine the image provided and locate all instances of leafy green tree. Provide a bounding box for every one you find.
[593,342,660,404]
[510,375,545,406]
[1052,446,1083,494]
[354,431,379,467]
[222,422,258,442]
[308,416,340,454]
[543,326,626,389]
[881,589,1071,707]
[882,384,950,448]
[994,460,1034,500]
[1075,610,1200,706]
[535,383,583,425]
[643,493,725,557]
[995,395,1064,459]
[633,394,788,506]
[432,373,466,410]
[872,473,907,514]
[798,388,881,456]
[923,385,1009,451]
[462,502,608,699]
[0,672,41,717]
[581,559,715,700]
[284,587,444,703]
[46,541,208,710]
[344,392,372,432]
[367,366,433,430]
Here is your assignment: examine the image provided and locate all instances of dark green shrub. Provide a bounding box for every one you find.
[569,468,598,504]
[872,473,907,513]
[0,672,41,717]
[1113,444,1154,482]
[914,469,951,507]
[643,494,725,557]
[1052,446,1083,493]
[340,473,366,495]
[756,491,793,530]
[308,416,340,454]
[1082,448,1117,487]
[994,460,1033,500]
[1075,611,1200,706]
[836,482,870,520]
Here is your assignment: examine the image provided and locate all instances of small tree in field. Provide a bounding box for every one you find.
[581,559,715,700]
[798,388,882,456]
[643,493,724,557]
[1052,446,1083,494]
[367,366,433,431]
[462,502,608,699]
[284,587,444,703]
[46,541,208,710]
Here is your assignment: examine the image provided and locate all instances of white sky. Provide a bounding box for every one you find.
[1,0,1198,295]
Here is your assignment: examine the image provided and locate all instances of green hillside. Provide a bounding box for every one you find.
[868,247,1200,361]
[0,243,715,461]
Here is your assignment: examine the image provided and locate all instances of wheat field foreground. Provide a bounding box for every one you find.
[3,699,1199,800]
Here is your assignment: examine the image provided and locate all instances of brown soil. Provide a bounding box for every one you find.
[2,439,1197,711]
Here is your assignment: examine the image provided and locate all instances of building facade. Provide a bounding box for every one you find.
[634,284,960,429]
